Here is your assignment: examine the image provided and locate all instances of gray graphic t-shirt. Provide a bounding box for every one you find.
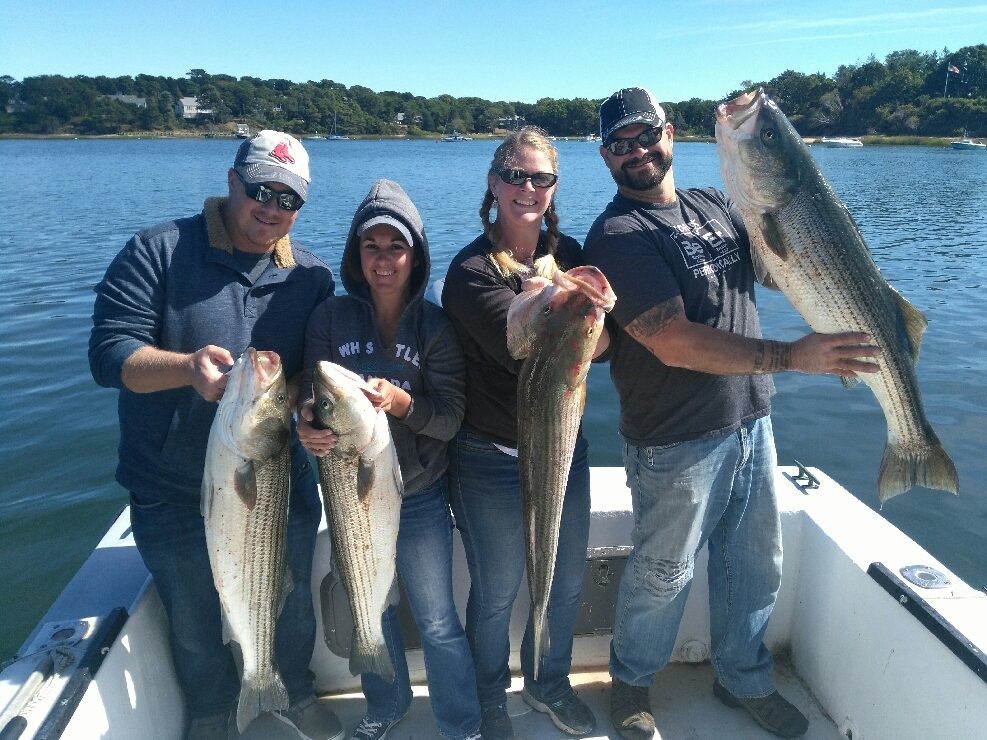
[584,188,773,446]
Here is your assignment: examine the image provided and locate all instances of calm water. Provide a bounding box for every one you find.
[1,138,985,661]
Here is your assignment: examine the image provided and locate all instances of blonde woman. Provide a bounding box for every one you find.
[441,128,608,740]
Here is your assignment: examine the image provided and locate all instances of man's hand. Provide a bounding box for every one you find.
[190,345,235,401]
[789,332,881,377]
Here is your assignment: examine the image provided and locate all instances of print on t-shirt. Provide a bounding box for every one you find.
[670,218,741,279]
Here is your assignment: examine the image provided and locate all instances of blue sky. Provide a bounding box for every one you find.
[1,1,984,103]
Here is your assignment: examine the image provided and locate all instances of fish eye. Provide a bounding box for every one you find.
[320,400,330,409]
[760,128,778,146]
[276,393,286,404]
[542,305,552,315]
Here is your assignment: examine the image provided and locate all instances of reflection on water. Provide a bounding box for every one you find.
[1,138,985,660]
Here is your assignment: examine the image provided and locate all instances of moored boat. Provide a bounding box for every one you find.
[819,136,864,148]
[951,134,986,150]
[439,131,472,142]
[2,465,985,739]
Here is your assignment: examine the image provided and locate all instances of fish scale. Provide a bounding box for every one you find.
[716,88,958,503]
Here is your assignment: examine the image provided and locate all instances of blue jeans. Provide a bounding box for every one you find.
[610,416,782,698]
[448,429,591,709]
[360,477,481,740]
[129,449,321,718]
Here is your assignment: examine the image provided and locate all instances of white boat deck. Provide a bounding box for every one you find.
[235,662,840,739]
[3,466,986,739]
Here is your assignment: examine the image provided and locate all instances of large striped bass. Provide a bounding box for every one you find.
[715,88,959,504]
[506,256,615,679]
[202,348,292,732]
[311,361,403,681]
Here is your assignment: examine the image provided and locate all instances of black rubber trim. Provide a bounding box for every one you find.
[868,562,987,685]
[35,607,129,739]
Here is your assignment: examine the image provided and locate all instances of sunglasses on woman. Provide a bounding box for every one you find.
[604,124,665,156]
[235,171,304,211]
[497,169,558,188]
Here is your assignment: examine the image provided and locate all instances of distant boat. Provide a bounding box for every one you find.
[584,133,601,142]
[950,133,986,150]
[327,112,349,140]
[819,136,863,148]
[439,131,472,142]
[234,123,250,139]
[304,132,325,141]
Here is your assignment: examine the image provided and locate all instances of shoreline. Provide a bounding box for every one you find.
[0,132,965,147]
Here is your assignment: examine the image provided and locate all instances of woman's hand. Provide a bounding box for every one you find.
[296,401,338,457]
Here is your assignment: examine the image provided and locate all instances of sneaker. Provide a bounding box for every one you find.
[522,685,597,735]
[609,678,655,740]
[350,713,407,740]
[713,680,808,738]
[479,703,515,740]
[186,711,235,740]
[277,695,345,740]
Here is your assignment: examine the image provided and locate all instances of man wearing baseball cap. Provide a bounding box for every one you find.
[91,131,344,739]
[584,88,877,739]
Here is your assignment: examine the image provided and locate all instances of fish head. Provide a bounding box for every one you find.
[219,347,290,460]
[311,361,377,453]
[506,264,615,384]
[715,88,805,213]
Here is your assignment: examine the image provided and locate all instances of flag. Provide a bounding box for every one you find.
[948,63,961,75]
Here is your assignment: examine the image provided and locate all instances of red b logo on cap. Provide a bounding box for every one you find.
[269,142,295,164]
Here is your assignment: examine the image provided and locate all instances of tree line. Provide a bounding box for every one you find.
[2,45,984,138]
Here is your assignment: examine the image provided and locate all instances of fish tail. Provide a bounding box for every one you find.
[349,639,395,683]
[236,671,289,731]
[878,439,960,504]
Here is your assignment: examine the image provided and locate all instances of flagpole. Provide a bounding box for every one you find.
[944,65,949,98]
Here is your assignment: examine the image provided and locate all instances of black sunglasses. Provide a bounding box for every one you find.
[497,169,558,188]
[604,124,666,156]
[235,171,304,211]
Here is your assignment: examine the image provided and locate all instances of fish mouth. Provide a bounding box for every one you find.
[717,88,764,129]
[241,348,282,391]
[553,267,616,312]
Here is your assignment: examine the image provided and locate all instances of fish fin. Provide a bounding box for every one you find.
[892,288,928,365]
[877,438,960,504]
[233,462,258,510]
[235,671,289,731]
[577,380,587,417]
[386,575,401,608]
[357,457,376,501]
[349,638,395,682]
[757,212,790,262]
[220,609,234,646]
[200,474,214,519]
[841,375,860,389]
[746,220,782,290]
[278,565,295,616]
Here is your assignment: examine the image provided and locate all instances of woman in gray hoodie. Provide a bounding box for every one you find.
[297,179,480,740]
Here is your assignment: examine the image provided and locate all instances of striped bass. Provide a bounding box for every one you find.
[311,360,403,681]
[202,348,292,732]
[715,88,959,504]
[506,256,615,679]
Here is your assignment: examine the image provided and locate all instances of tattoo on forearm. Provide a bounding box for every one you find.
[627,300,682,342]
[753,340,792,373]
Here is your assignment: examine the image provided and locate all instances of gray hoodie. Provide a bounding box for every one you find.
[302,179,465,495]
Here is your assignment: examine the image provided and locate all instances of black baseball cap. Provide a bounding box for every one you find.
[599,87,667,145]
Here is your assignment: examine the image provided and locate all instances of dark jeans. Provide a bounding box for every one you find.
[360,477,481,739]
[129,453,321,718]
[448,429,591,709]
